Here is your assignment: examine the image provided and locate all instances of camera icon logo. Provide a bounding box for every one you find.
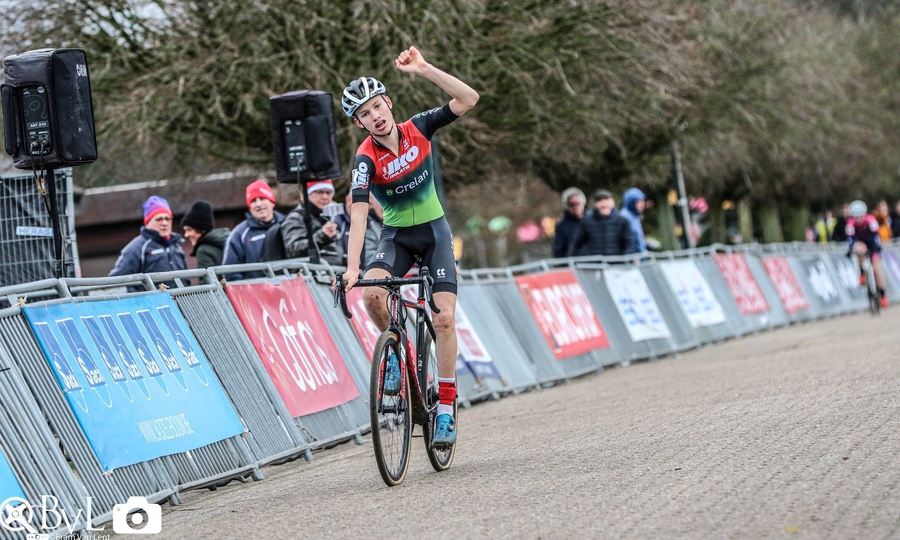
[112,496,161,535]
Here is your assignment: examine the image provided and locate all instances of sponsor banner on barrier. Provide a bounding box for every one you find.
[659,260,727,328]
[713,253,769,314]
[830,254,867,299]
[345,287,383,359]
[881,250,900,286]
[800,257,841,306]
[226,278,360,417]
[24,294,244,471]
[604,268,672,342]
[515,270,610,359]
[0,449,25,503]
[762,256,810,314]
[454,303,502,380]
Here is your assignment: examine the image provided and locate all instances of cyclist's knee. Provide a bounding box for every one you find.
[432,310,455,336]
[363,288,387,313]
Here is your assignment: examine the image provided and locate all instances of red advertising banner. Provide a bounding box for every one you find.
[226,279,360,417]
[761,256,810,315]
[345,287,383,359]
[713,253,769,314]
[515,270,610,359]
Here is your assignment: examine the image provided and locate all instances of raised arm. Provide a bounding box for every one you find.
[395,47,479,116]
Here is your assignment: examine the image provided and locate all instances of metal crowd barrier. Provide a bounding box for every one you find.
[0,241,888,535]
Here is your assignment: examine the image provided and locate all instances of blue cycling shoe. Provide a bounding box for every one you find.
[383,352,401,396]
[432,414,456,449]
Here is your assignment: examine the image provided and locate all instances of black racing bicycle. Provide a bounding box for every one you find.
[333,267,457,486]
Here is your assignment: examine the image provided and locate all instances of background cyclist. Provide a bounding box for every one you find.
[846,199,888,308]
[340,46,479,449]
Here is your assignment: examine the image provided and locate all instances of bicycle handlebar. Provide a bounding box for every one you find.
[333,268,441,319]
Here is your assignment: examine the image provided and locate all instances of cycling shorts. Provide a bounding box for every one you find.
[852,238,881,258]
[367,216,457,295]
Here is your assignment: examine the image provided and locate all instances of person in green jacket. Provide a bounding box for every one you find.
[181,200,230,283]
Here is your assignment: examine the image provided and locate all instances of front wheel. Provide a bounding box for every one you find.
[370,331,411,486]
[866,262,880,315]
[421,331,457,471]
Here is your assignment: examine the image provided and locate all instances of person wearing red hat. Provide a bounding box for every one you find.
[270,179,343,266]
[109,195,187,291]
[221,179,285,281]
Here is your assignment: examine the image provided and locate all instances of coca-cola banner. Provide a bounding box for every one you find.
[226,279,360,417]
[515,270,610,359]
[344,287,383,359]
[713,253,769,315]
[761,256,810,315]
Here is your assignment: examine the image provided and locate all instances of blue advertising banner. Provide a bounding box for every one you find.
[0,448,25,503]
[24,294,243,471]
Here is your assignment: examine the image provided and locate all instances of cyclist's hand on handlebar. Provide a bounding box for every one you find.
[342,268,360,291]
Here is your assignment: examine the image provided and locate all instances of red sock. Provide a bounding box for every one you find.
[438,378,456,406]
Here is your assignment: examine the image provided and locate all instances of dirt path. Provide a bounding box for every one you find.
[112,309,900,540]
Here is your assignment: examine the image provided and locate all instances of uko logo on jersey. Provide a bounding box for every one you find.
[382,146,419,178]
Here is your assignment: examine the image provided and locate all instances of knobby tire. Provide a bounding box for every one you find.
[370,331,411,486]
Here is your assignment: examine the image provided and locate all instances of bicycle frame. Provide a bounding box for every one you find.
[335,268,441,423]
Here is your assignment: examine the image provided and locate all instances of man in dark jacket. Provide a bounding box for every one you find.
[552,187,585,257]
[181,200,230,284]
[334,192,382,270]
[281,180,344,266]
[109,196,187,292]
[568,190,637,257]
[222,179,284,281]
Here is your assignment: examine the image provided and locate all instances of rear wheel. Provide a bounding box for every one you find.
[420,330,457,471]
[370,331,411,486]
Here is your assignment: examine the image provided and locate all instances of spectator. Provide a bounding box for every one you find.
[334,192,382,270]
[620,187,648,253]
[109,196,186,292]
[568,190,637,257]
[832,203,849,243]
[813,210,836,243]
[222,179,284,281]
[552,187,585,257]
[181,200,230,283]
[875,199,892,242]
[891,201,900,239]
[281,179,344,266]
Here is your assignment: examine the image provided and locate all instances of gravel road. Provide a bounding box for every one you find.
[110,309,900,540]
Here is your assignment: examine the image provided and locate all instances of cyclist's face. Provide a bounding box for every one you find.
[354,96,394,137]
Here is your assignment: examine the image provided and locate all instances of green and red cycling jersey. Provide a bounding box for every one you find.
[350,104,458,227]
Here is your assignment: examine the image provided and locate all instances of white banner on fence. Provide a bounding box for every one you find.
[659,260,727,328]
[604,268,672,341]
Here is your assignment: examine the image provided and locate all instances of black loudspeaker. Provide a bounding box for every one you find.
[270,90,342,183]
[1,48,98,170]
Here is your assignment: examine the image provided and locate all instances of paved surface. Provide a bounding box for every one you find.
[112,310,900,540]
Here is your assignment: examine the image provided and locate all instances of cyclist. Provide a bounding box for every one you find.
[846,199,888,308]
[340,46,479,449]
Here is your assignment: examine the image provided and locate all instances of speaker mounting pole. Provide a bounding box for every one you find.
[43,167,65,278]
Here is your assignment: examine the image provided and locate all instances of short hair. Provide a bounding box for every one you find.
[593,189,614,202]
[561,187,586,207]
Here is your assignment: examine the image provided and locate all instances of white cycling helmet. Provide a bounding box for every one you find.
[849,200,867,218]
[342,77,387,117]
